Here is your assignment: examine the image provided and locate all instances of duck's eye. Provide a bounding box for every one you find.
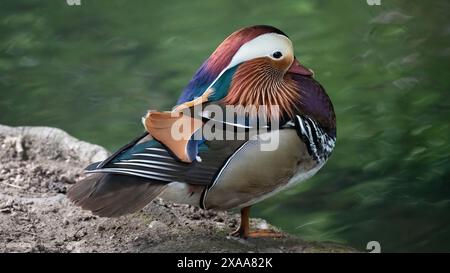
[272,51,283,59]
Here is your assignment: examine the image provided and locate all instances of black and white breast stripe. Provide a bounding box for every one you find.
[293,115,335,163]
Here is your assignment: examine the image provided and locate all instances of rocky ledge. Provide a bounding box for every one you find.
[0,124,354,253]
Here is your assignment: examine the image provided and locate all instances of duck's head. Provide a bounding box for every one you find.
[201,25,312,77]
[177,25,328,122]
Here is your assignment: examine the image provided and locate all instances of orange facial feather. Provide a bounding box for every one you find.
[222,58,300,120]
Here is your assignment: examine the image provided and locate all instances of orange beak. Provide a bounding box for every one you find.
[287,58,314,76]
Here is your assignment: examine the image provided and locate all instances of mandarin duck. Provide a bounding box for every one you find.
[68,25,336,238]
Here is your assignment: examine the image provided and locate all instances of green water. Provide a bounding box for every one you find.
[1,0,449,252]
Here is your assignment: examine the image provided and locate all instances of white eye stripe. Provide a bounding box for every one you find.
[227,33,293,68]
[201,33,293,97]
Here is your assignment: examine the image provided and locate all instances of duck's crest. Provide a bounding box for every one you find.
[178,25,287,104]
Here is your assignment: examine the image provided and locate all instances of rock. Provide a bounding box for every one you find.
[0,124,356,253]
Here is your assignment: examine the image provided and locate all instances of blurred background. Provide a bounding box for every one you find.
[0,0,449,252]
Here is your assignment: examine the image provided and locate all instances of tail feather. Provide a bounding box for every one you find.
[67,173,166,217]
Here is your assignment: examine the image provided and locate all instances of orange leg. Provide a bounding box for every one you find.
[230,206,284,239]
